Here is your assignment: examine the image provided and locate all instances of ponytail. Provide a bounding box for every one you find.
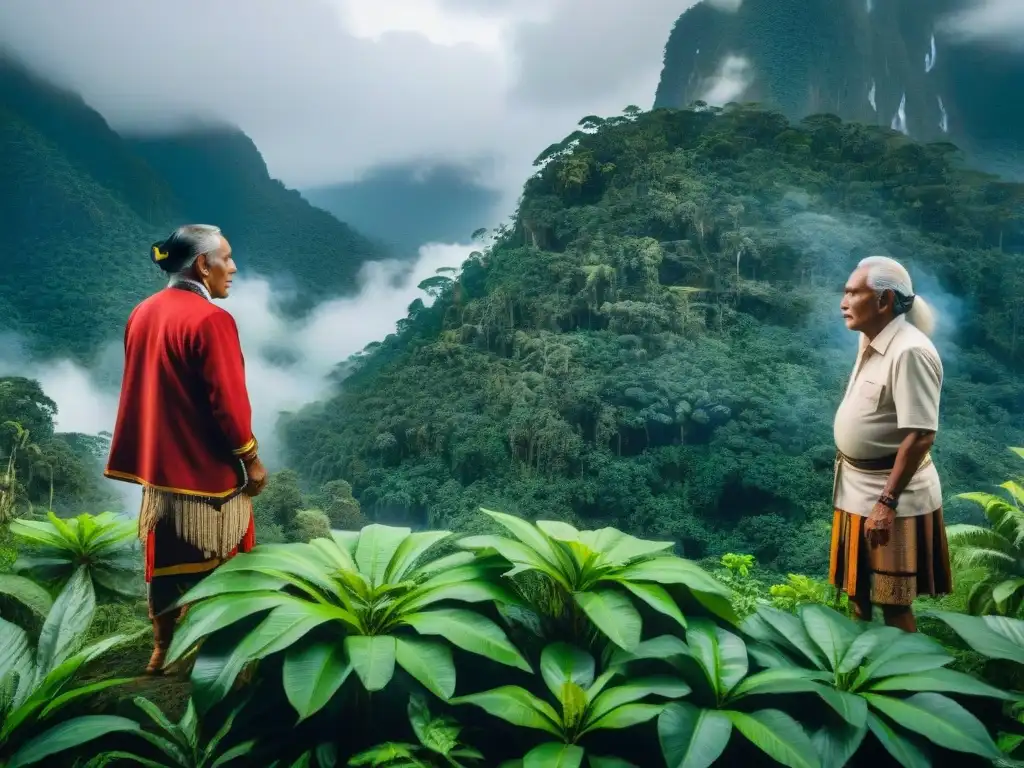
[905,295,936,337]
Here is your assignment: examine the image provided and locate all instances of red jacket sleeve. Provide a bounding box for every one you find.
[195,310,258,462]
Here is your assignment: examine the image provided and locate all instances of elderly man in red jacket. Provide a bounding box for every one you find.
[105,224,268,674]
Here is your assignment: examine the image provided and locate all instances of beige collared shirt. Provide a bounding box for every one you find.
[833,315,943,517]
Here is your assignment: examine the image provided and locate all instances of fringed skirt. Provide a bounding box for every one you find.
[140,487,256,617]
[828,507,952,606]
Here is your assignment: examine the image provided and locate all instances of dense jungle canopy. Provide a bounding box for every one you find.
[281,103,1024,578]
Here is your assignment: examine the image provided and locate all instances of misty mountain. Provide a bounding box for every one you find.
[655,0,1024,177]
[304,162,501,255]
[0,55,389,360]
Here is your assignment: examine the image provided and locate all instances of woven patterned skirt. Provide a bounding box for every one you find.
[141,488,256,617]
[828,507,952,606]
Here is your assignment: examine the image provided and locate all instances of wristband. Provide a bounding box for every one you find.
[878,492,898,510]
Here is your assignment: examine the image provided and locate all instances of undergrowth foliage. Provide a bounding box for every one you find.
[0,510,1011,768]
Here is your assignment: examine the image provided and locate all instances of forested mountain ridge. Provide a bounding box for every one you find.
[282,104,1024,577]
[127,129,387,312]
[655,0,1024,177]
[0,56,388,360]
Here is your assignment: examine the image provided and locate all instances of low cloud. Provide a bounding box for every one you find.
[940,0,1024,49]
[0,0,699,202]
[700,55,753,106]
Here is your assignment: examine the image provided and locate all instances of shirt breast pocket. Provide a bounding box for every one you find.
[857,379,885,411]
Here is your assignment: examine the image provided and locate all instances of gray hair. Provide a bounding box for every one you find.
[858,255,936,337]
[150,224,225,277]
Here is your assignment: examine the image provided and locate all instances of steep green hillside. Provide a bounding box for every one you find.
[0,97,163,355]
[0,57,388,359]
[128,130,389,311]
[282,105,1024,575]
[655,0,1024,175]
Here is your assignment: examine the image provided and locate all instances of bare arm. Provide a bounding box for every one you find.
[884,429,935,501]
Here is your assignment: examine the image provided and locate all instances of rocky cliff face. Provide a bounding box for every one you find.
[655,0,1023,175]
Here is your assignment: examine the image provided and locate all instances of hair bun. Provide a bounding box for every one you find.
[150,240,175,271]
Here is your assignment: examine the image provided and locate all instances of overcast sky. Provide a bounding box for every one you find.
[0,0,691,204]
[0,0,1019,209]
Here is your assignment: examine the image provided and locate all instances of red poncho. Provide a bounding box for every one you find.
[105,287,259,498]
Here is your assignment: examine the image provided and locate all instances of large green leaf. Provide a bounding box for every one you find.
[728,668,865,726]
[864,655,955,686]
[658,702,733,768]
[212,545,339,595]
[355,524,412,586]
[867,667,1013,699]
[587,677,690,725]
[8,519,68,549]
[307,536,359,574]
[924,610,1024,664]
[91,566,144,598]
[862,692,1002,759]
[129,695,182,742]
[458,535,572,589]
[395,636,455,699]
[174,570,288,603]
[724,709,820,768]
[480,508,573,575]
[385,531,452,583]
[585,702,663,732]
[798,604,860,670]
[0,617,32,683]
[523,742,584,768]
[685,619,748,698]
[211,739,257,768]
[836,626,902,674]
[608,634,689,670]
[618,581,688,631]
[0,574,53,617]
[451,686,563,737]
[865,712,930,768]
[592,530,674,567]
[617,558,731,599]
[403,608,530,671]
[38,676,136,718]
[283,641,352,721]
[993,578,1024,608]
[573,590,642,650]
[243,603,350,662]
[346,635,398,692]
[167,592,322,663]
[852,633,951,689]
[6,715,141,768]
[743,606,826,671]
[34,565,95,680]
[399,579,522,613]
[406,551,477,580]
[193,602,338,707]
[810,720,868,768]
[541,643,595,700]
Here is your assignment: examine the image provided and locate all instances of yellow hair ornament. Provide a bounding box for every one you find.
[153,244,170,262]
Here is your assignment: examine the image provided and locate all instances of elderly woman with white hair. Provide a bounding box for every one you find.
[829,255,951,632]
